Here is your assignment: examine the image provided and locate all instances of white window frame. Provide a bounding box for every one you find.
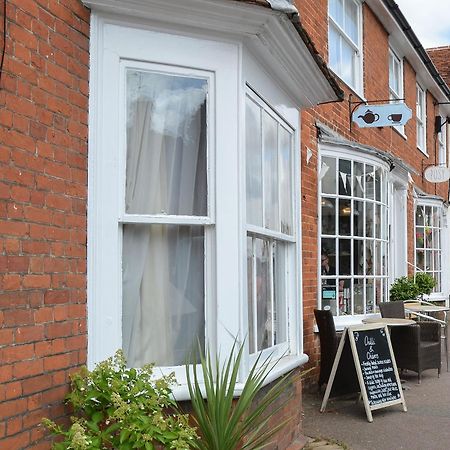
[328,0,363,96]
[318,145,390,327]
[414,199,444,298]
[438,114,447,166]
[416,84,427,154]
[389,48,405,137]
[88,15,305,396]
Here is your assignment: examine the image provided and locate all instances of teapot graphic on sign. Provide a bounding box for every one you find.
[358,109,380,124]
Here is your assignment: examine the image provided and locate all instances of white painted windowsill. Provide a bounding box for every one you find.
[171,353,309,401]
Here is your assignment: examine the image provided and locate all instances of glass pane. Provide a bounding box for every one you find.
[274,242,287,345]
[322,279,337,315]
[416,227,424,249]
[246,98,263,226]
[339,278,351,315]
[434,251,441,272]
[263,112,279,231]
[354,162,364,197]
[339,239,351,275]
[375,240,382,276]
[354,200,364,236]
[365,165,375,200]
[433,228,440,251]
[375,279,383,308]
[122,224,204,367]
[247,237,255,354]
[321,238,337,278]
[416,205,424,226]
[341,41,355,87]
[375,168,381,202]
[416,250,425,271]
[366,278,375,313]
[280,127,293,235]
[432,207,441,228]
[375,204,381,238]
[321,157,337,194]
[424,206,432,226]
[344,0,358,43]
[382,242,388,276]
[322,197,336,235]
[425,227,433,248]
[354,239,364,275]
[126,71,207,216]
[366,202,374,237]
[329,0,344,26]
[354,279,364,314]
[435,272,441,292]
[366,240,374,275]
[426,250,432,271]
[329,26,341,74]
[255,238,271,351]
[339,199,351,236]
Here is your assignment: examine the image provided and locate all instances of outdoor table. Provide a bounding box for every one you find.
[404,303,450,370]
[362,318,416,326]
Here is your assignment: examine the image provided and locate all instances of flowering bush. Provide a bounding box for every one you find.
[43,350,197,450]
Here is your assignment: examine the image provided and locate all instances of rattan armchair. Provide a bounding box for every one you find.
[379,302,441,383]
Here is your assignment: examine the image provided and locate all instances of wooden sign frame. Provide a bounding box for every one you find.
[320,323,407,422]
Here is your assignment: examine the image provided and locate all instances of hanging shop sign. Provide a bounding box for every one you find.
[352,103,412,128]
[424,165,450,183]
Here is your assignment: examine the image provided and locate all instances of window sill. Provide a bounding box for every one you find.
[417,146,429,157]
[171,353,309,401]
[328,69,365,102]
[393,126,407,140]
[313,313,381,333]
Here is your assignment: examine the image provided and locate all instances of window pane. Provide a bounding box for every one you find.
[329,25,341,73]
[322,238,336,277]
[366,278,375,313]
[354,239,364,275]
[341,41,355,87]
[126,70,207,216]
[246,98,263,226]
[247,237,255,354]
[344,0,358,43]
[339,239,351,275]
[122,224,204,367]
[339,278,351,315]
[322,197,336,235]
[366,240,374,275]
[255,238,271,351]
[280,127,293,235]
[273,242,287,344]
[339,199,351,236]
[354,279,364,314]
[424,206,432,226]
[375,168,381,201]
[339,159,352,196]
[321,156,337,194]
[353,162,364,197]
[354,200,364,237]
[416,205,424,226]
[416,227,424,248]
[365,165,375,199]
[366,202,374,237]
[329,0,344,27]
[375,204,381,238]
[263,112,279,231]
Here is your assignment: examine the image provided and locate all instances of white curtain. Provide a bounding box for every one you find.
[122,71,207,367]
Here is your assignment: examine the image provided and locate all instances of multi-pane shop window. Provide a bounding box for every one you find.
[415,204,442,293]
[416,84,426,152]
[246,92,295,356]
[319,154,389,316]
[328,0,362,92]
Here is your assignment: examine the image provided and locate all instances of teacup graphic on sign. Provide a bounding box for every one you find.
[388,113,403,123]
[358,110,379,124]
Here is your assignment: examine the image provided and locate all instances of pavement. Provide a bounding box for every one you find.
[302,348,450,450]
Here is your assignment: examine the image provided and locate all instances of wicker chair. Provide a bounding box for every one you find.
[314,309,358,394]
[379,302,441,383]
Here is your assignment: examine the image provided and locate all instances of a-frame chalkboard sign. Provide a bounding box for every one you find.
[320,323,407,422]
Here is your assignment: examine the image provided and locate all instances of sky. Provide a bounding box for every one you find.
[395,0,450,49]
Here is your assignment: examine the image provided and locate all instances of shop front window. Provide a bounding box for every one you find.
[319,153,389,315]
[415,203,442,293]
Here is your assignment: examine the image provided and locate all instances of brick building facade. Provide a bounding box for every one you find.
[0,0,449,449]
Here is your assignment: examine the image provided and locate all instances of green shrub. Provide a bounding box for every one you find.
[43,350,197,450]
[414,272,436,296]
[389,276,420,301]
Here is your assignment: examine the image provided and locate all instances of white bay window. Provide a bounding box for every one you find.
[85,0,340,392]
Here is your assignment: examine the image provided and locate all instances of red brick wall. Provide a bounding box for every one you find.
[427,46,450,88]
[295,0,448,385]
[0,0,89,447]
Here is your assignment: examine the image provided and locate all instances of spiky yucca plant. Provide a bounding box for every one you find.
[186,341,296,450]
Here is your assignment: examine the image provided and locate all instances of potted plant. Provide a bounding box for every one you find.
[389,276,420,302]
[43,350,198,450]
[414,272,436,300]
